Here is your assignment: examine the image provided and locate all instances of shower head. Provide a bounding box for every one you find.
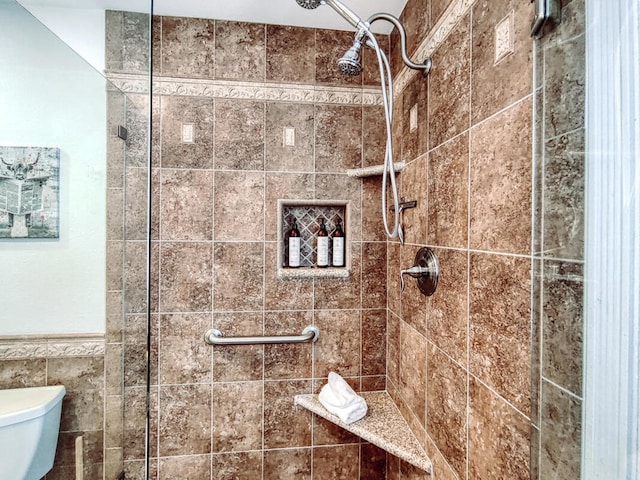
[337,42,363,76]
[295,0,323,8]
[337,27,367,76]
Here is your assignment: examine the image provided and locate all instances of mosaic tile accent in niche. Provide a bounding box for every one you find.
[282,204,346,268]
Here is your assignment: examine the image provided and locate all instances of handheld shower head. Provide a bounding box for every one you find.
[295,0,322,8]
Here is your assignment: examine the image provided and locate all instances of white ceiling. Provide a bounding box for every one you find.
[20,0,409,33]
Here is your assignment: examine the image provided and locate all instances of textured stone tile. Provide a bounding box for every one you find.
[264,448,311,479]
[427,133,469,248]
[0,359,46,388]
[159,384,211,456]
[399,321,427,425]
[387,312,401,388]
[158,313,211,385]
[125,93,151,168]
[387,242,401,316]
[426,248,468,366]
[160,169,213,241]
[427,345,467,478]
[105,11,150,74]
[400,245,427,337]
[431,0,453,25]
[315,173,362,241]
[469,377,530,479]
[362,178,385,242]
[402,0,431,57]
[212,451,262,480]
[540,380,581,479]
[362,34,389,86]
[362,106,386,168]
[315,105,363,172]
[265,102,314,172]
[542,129,584,260]
[212,381,263,452]
[542,260,583,395]
[362,309,387,376]
[264,380,312,448]
[214,20,265,81]
[429,13,471,150]
[470,98,533,254]
[471,0,533,124]
[158,455,210,480]
[315,29,362,87]
[401,73,428,162]
[264,310,313,379]
[470,252,531,414]
[160,96,214,169]
[214,99,265,171]
[362,242,387,309]
[544,34,585,139]
[313,309,361,379]
[212,312,263,382]
[160,16,214,78]
[159,242,212,312]
[213,242,263,311]
[124,387,148,461]
[264,243,314,311]
[265,173,314,242]
[213,170,264,241]
[360,443,387,479]
[313,242,362,309]
[266,25,315,83]
[50,431,104,480]
[399,157,427,245]
[312,445,360,479]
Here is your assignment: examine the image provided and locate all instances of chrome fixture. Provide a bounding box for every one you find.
[400,247,439,296]
[531,0,561,38]
[204,325,320,345]
[294,0,431,242]
[390,197,417,245]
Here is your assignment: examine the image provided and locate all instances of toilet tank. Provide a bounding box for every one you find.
[0,385,66,480]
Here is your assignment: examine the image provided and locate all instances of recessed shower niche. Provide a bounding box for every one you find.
[277,199,350,279]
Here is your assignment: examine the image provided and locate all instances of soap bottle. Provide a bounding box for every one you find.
[331,217,345,267]
[316,217,329,268]
[287,217,301,268]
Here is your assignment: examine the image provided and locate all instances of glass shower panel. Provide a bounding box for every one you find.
[531,0,586,478]
[104,9,153,479]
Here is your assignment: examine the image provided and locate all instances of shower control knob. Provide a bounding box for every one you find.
[400,247,439,296]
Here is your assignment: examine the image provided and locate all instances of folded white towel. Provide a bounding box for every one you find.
[318,372,368,424]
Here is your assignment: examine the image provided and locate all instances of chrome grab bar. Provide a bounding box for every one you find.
[204,325,320,346]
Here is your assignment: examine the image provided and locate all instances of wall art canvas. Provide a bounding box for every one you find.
[0,146,60,238]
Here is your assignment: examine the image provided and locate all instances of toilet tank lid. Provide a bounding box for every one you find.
[0,385,66,427]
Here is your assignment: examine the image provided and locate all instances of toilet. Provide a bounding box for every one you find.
[0,385,66,480]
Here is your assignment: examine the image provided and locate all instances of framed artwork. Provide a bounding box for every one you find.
[0,146,60,239]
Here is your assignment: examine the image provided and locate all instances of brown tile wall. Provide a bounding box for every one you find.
[140,14,389,480]
[386,0,536,478]
[0,351,106,480]
[98,1,587,478]
[531,0,585,478]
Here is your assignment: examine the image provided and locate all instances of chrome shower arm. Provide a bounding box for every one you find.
[366,12,432,76]
[322,0,369,30]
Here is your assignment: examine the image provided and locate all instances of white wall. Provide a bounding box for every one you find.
[0,0,107,335]
[22,6,106,73]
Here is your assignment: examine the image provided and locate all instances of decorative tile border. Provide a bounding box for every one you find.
[393,0,478,96]
[109,73,383,106]
[109,0,477,105]
[0,335,105,359]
